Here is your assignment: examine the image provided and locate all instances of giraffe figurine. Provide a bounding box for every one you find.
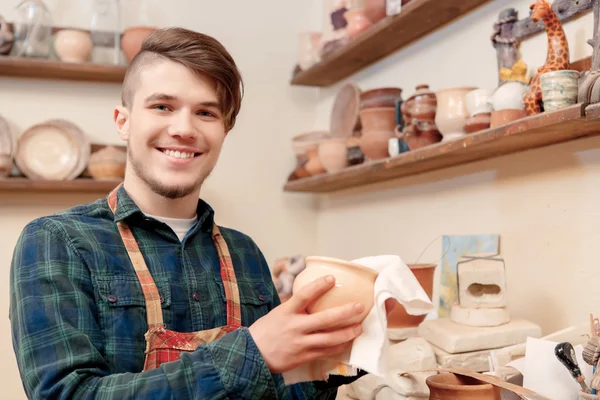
[522,0,570,115]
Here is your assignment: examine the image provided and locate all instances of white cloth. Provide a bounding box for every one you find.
[145,214,197,241]
[282,255,434,385]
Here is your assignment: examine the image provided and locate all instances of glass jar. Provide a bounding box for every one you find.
[11,0,53,58]
[90,0,122,64]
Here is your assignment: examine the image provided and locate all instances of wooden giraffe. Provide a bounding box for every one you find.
[522,0,570,115]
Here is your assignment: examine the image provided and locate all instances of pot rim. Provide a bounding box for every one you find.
[426,373,495,390]
[304,256,378,277]
[407,263,437,270]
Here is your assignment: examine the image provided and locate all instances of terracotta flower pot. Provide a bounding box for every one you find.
[426,373,501,400]
[292,256,378,329]
[121,26,158,63]
[359,107,396,160]
[387,264,436,328]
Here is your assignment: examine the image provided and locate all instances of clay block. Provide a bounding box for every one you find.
[450,304,510,327]
[387,337,437,371]
[388,327,418,342]
[457,258,507,309]
[431,344,491,372]
[417,317,542,354]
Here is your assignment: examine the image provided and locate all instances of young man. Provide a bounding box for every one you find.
[9,27,376,399]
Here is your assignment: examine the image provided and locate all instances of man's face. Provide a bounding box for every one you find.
[115,59,226,199]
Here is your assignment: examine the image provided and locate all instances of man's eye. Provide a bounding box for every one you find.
[198,110,215,117]
[154,105,170,111]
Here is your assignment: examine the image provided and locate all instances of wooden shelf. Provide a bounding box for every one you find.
[284,103,600,193]
[291,0,494,87]
[0,56,126,83]
[0,178,122,193]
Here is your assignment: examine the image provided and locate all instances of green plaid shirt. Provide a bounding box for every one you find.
[10,185,361,399]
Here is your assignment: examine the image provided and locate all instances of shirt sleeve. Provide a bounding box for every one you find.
[9,220,278,400]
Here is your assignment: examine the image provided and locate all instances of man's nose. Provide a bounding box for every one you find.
[168,112,196,139]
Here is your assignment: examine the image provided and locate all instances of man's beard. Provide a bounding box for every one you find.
[128,146,207,199]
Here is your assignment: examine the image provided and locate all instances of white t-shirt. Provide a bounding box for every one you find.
[146,214,198,241]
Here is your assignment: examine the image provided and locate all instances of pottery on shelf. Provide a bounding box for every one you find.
[54,29,93,63]
[292,256,378,329]
[426,373,501,400]
[540,69,580,112]
[297,31,322,70]
[289,131,329,180]
[489,81,528,111]
[403,84,438,128]
[87,145,127,180]
[359,106,396,160]
[490,109,527,128]
[387,264,436,329]
[464,113,491,133]
[0,16,14,55]
[434,86,477,141]
[318,136,348,173]
[344,8,372,38]
[465,88,494,117]
[363,0,386,23]
[121,26,158,63]
[360,87,402,109]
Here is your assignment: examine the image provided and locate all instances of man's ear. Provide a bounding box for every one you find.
[114,105,130,141]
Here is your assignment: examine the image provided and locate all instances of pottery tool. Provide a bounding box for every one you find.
[555,341,591,393]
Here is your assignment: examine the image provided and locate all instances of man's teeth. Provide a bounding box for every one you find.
[163,149,195,159]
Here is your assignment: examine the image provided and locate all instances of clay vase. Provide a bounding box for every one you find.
[360,88,402,109]
[434,86,477,142]
[387,264,436,329]
[121,26,158,63]
[87,145,127,180]
[292,256,378,329]
[363,0,387,23]
[409,84,438,126]
[359,107,396,160]
[318,137,348,173]
[426,373,501,400]
[344,9,372,38]
[54,29,93,63]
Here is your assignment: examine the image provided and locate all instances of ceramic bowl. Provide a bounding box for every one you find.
[292,256,378,328]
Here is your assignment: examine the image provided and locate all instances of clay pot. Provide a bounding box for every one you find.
[387,264,436,329]
[426,373,501,400]
[465,89,494,117]
[54,29,93,63]
[293,256,378,329]
[490,109,527,128]
[464,113,491,133]
[87,145,127,180]
[359,107,396,160]
[360,88,402,109]
[291,131,328,176]
[344,9,372,38]
[305,147,326,176]
[540,69,580,112]
[318,137,348,173]
[489,81,528,111]
[121,26,158,63]
[434,86,477,142]
[364,0,387,23]
[406,84,437,124]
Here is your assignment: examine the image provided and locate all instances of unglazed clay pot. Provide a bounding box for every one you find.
[87,145,127,180]
[359,107,396,160]
[54,29,93,63]
[292,256,378,329]
[387,264,436,329]
[434,86,477,142]
[344,9,372,38]
[364,0,387,23]
[360,87,402,109]
[490,109,527,128]
[121,26,158,63]
[426,373,501,400]
[318,137,348,173]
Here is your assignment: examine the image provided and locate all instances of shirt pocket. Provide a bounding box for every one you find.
[96,275,172,309]
[214,278,272,326]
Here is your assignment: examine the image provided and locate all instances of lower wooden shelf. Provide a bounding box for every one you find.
[0,177,122,192]
[284,103,600,193]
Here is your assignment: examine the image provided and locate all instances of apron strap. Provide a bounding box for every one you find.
[107,184,242,330]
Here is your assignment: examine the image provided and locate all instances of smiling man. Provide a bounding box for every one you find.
[9,27,371,399]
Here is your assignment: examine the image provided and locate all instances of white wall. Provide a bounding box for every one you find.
[0,0,322,397]
[311,0,600,336]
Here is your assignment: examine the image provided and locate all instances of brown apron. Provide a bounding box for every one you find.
[108,184,242,370]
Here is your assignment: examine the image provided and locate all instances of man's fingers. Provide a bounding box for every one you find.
[303,323,362,349]
[302,302,365,332]
[288,275,335,311]
[297,342,353,365]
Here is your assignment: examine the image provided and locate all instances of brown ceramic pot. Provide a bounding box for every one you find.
[360,88,402,109]
[387,264,436,328]
[490,109,527,128]
[121,26,158,63]
[359,107,396,160]
[464,113,491,133]
[407,84,438,125]
[426,373,501,400]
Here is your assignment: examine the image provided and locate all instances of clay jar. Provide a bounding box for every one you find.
[121,26,158,63]
[318,137,348,173]
[360,87,402,109]
[387,264,436,329]
[87,145,127,180]
[54,29,93,63]
[359,107,396,160]
[292,256,378,329]
[406,84,438,127]
[434,86,477,141]
[426,373,501,400]
[344,8,372,38]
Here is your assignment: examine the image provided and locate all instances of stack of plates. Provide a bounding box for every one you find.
[15,119,91,180]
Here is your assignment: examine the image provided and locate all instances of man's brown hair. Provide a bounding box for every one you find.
[121,27,244,132]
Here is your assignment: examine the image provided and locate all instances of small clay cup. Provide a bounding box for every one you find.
[426,373,501,400]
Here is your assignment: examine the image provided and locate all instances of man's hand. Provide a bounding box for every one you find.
[249,275,366,374]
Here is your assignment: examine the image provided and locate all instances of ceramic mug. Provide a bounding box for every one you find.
[540,69,580,112]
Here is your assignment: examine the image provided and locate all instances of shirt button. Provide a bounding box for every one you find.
[107,295,117,303]
[193,292,200,302]
[159,295,165,304]
[258,294,267,302]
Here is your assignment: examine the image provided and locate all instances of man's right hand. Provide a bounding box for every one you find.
[248,275,365,374]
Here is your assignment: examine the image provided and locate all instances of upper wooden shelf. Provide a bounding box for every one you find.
[291,0,494,87]
[0,177,121,193]
[0,56,126,83]
[284,103,600,193]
